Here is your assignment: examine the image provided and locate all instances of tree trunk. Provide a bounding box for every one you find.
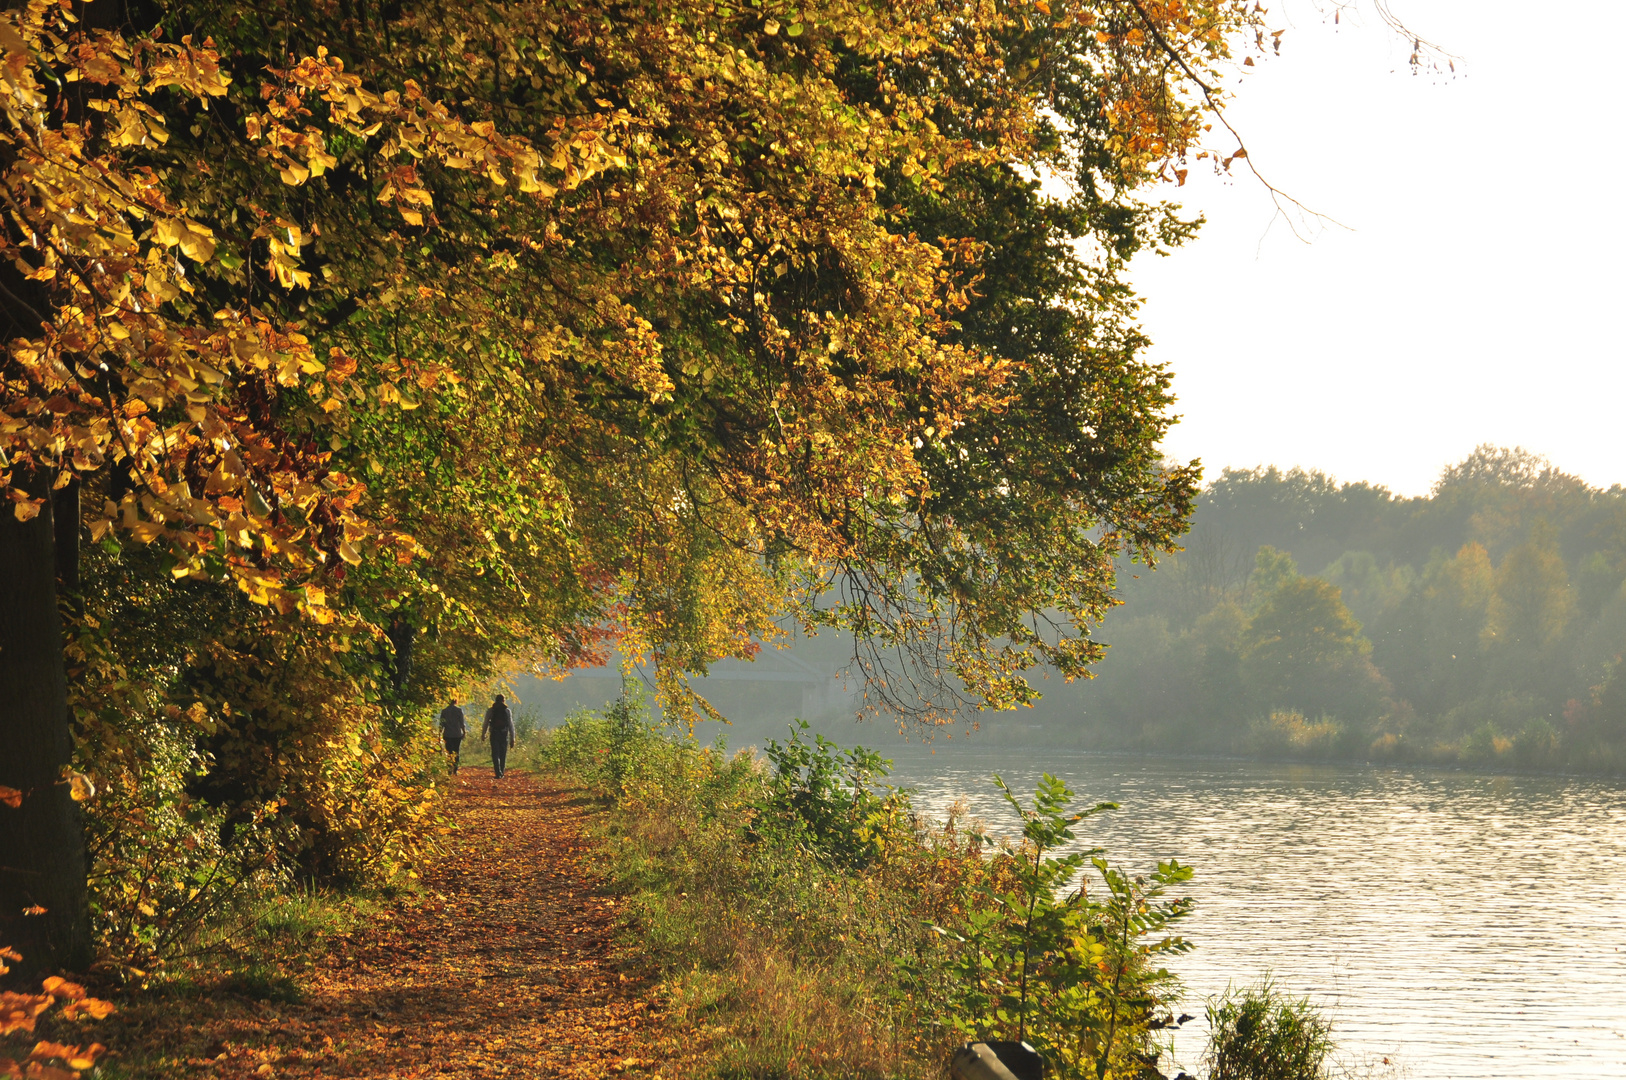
[0,2,103,985]
[0,478,91,983]
[387,615,414,693]
[53,475,79,597]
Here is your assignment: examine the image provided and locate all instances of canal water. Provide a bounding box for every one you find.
[880,749,1626,1078]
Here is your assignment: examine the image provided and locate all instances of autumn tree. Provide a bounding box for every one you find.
[1246,545,1299,610]
[1,0,1273,973]
[1483,525,1575,654]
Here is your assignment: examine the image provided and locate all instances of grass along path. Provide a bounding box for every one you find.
[89,767,664,1079]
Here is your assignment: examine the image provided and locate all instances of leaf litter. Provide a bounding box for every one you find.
[76,768,668,1078]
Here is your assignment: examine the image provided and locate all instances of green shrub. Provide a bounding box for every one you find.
[934,774,1194,1080]
[1204,980,1334,1080]
[756,720,904,868]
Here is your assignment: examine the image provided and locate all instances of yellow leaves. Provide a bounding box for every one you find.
[9,494,41,522]
[259,225,310,289]
[204,448,247,496]
[142,34,232,100]
[106,103,161,147]
[152,217,216,262]
[66,773,96,801]
[0,14,26,60]
[376,380,421,409]
[306,145,339,176]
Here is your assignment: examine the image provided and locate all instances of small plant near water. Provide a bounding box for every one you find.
[1205,979,1335,1080]
[935,773,1195,1079]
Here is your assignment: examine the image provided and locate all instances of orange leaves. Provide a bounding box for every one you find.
[0,948,114,1056]
[36,979,115,1025]
[0,991,52,1037]
[0,787,21,809]
[0,1039,108,1080]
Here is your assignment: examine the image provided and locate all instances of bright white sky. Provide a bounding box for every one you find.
[1130,0,1626,497]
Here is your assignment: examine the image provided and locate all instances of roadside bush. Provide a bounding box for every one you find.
[71,627,444,972]
[755,719,906,868]
[538,699,1239,1080]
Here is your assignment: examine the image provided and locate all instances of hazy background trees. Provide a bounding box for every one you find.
[526,444,1626,778]
[1033,446,1626,771]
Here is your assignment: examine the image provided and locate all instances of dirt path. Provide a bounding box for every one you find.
[103,768,663,1078]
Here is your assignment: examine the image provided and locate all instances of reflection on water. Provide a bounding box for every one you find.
[883,749,1626,1079]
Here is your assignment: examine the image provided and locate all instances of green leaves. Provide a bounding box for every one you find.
[939,775,1193,1078]
[757,720,904,868]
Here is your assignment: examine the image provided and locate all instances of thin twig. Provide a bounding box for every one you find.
[1116,0,1350,241]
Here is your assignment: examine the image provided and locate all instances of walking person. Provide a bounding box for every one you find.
[482,694,515,779]
[438,700,467,774]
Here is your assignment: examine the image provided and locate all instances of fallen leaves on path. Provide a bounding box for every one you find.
[84,769,668,1078]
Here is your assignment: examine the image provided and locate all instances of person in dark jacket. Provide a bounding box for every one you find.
[481,694,515,778]
[438,702,467,774]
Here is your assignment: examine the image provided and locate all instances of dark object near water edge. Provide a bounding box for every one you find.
[949,1041,1044,1080]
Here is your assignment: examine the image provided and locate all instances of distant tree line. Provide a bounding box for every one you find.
[1059,446,1626,772]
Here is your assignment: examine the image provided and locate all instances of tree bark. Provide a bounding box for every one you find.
[0,478,92,983]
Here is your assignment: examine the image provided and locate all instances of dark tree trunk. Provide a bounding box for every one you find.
[53,475,79,598]
[387,615,414,693]
[0,2,107,985]
[0,477,91,983]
